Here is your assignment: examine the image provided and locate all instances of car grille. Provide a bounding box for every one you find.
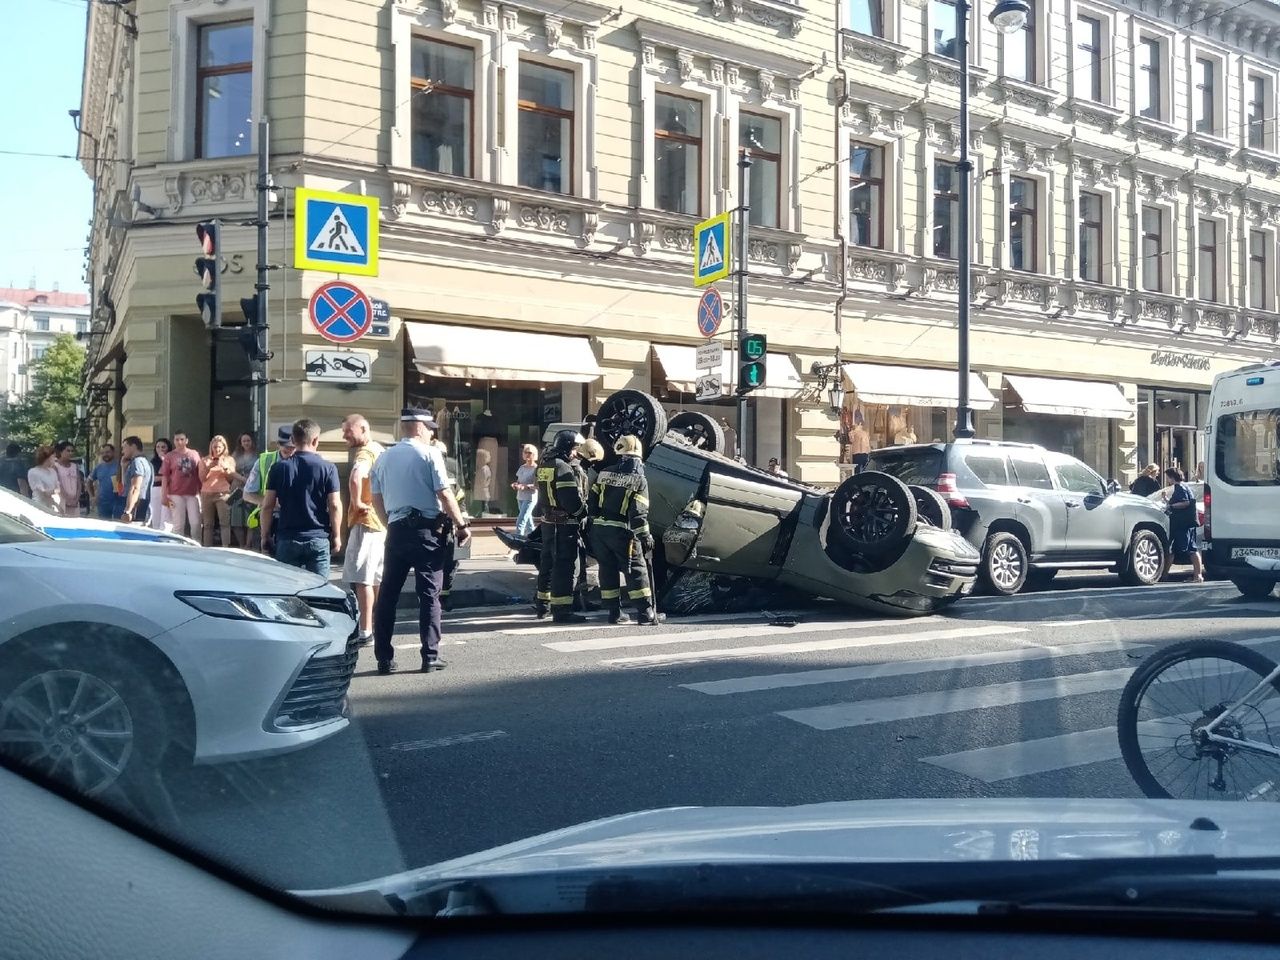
[273,637,359,729]
[305,590,358,623]
[929,557,979,577]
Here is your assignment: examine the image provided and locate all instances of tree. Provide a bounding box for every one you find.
[0,335,85,452]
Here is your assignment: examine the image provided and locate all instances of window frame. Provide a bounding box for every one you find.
[1247,70,1275,152]
[33,316,50,333]
[1250,228,1271,311]
[1078,189,1105,283]
[932,158,960,260]
[849,141,885,249]
[1197,216,1219,303]
[409,35,478,178]
[1075,12,1105,103]
[1136,35,1164,121]
[653,90,705,217]
[516,59,578,195]
[1194,56,1216,134]
[739,110,784,230]
[193,19,254,160]
[1001,0,1037,84]
[1008,175,1038,273]
[930,0,960,60]
[1140,204,1166,293]
[849,0,885,38]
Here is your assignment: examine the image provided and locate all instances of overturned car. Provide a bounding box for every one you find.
[497,390,980,616]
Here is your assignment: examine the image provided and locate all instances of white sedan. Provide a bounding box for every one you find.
[0,486,198,546]
[0,513,357,809]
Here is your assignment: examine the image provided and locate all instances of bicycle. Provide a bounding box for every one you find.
[1118,639,1280,801]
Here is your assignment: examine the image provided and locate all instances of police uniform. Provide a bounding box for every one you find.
[588,435,658,625]
[430,438,465,611]
[534,430,587,623]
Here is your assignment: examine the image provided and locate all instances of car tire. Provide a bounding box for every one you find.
[668,411,725,454]
[829,471,918,557]
[980,532,1028,595]
[595,390,668,462]
[1120,529,1165,586]
[1024,568,1058,591]
[908,485,951,531]
[1232,578,1275,599]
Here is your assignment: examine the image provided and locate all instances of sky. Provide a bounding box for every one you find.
[1,0,94,294]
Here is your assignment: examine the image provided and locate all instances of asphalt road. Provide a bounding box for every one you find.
[148,572,1280,892]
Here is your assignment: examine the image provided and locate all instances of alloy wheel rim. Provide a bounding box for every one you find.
[1134,536,1160,581]
[991,541,1023,589]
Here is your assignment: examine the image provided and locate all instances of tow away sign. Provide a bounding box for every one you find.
[304,349,372,383]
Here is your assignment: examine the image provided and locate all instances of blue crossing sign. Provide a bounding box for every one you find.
[294,187,380,277]
[309,280,373,343]
[694,212,731,287]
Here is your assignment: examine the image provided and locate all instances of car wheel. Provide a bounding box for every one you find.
[908,485,951,531]
[1232,578,1275,599]
[1120,529,1165,586]
[595,390,668,461]
[668,411,724,454]
[980,532,1028,595]
[829,471,918,557]
[1024,568,1057,591]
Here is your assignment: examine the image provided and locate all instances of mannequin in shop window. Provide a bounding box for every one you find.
[472,448,495,516]
[720,417,737,459]
[473,405,501,517]
[848,408,871,473]
[895,421,917,446]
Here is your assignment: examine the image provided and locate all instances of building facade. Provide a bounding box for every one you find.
[0,288,89,411]
[78,0,1280,522]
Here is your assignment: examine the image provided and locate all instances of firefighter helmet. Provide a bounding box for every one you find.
[552,429,585,458]
[579,438,605,462]
[614,434,644,457]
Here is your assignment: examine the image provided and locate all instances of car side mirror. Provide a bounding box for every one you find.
[1106,479,1121,495]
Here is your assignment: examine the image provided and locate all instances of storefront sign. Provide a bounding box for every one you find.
[1150,349,1211,371]
[369,298,391,337]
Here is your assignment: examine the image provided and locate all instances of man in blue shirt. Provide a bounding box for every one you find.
[119,436,153,524]
[89,444,122,519]
[260,419,343,577]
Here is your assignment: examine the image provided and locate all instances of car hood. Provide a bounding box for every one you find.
[296,797,1280,912]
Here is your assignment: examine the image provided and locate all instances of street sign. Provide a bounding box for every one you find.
[695,340,724,371]
[697,287,723,337]
[309,280,373,343]
[294,187,380,277]
[304,349,373,383]
[695,372,723,402]
[370,298,391,337]
[694,212,731,287]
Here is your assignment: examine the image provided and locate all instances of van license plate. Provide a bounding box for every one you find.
[1233,547,1280,559]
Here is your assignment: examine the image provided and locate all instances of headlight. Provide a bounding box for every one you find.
[176,592,324,627]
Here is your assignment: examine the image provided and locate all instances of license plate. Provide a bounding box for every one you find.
[1232,547,1280,559]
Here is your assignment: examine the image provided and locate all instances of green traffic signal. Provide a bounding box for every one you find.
[742,333,767,360]
[738,360,766,393]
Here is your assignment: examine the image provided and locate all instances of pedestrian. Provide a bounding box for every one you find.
[229,432,258,548]
[534,429,587,623]
[27,444,61,513]
[148,438,171,530]
[118,436,154,525]
[766,457,789,478]
[512,443,539,537]
[198,435,240,546]
[242,426,296,532]
[369,408,472,675]
[53,441,82,517]
[259,419,342,577]
[161,432,203,540]
[88,444,122,519]
[1163,466,1204,582]
[341,414,385,645]
[589,434,661,625]
[0,442,29,496]
[429,435,465,612]
[1129,462,1161,497]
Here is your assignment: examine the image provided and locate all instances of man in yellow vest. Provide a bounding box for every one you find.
[243,426,296,531]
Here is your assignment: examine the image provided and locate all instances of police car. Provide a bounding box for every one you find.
[0,487,198,546]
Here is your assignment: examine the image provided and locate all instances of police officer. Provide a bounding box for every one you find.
[370,408,471,675]
[589,434,659,625]
[534,429,586,623]
[429,435,467,612]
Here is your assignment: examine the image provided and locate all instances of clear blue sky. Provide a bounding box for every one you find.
[1,0,93,293]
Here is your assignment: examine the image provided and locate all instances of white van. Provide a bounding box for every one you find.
[1205,360,1280,597]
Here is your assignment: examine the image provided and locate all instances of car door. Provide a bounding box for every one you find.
[1048,454,1126,555]
[1006,450,1067,555]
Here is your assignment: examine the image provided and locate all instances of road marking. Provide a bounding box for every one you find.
[388,730,508,751]
[957,581,1225,611]
[511,610,797,637]
[681,641,1147,696]
[394,640,466,649]
[544,617,927,653]
[600,625,1026,667]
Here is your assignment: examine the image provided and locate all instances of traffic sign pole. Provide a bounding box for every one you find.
[255,116,271,454]
[736,144,752,458]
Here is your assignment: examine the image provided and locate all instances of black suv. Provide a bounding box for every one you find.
[868,440,1171,595]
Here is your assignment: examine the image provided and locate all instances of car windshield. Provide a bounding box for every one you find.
[9,2,1280,934]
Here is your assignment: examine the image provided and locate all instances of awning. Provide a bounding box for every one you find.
[408,321,602,383]
[842,362,996,410]
[652,343,804,399]
[1005,374,1132,419]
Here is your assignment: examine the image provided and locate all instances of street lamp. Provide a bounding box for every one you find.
[953,0,1029,439]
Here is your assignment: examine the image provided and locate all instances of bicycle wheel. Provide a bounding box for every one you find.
[1118,639,1280,801]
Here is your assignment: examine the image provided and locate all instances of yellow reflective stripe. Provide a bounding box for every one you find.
[632,524,650,535]
[593,519,630,529]
[622,490,633,511]
[536,591,551,600]
[550,595,574,606]
[628,587,652,599]
[634,495,649,507]
[555,482,578,489]
[600,588,622,599]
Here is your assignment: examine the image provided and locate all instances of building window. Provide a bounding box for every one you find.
[1194,57,1215,134]
[931,0,959,58]
[1009,176,1037,271]
[1248,74,1271,150]
[933,160,959,260]
[1141,205,1164,292]
[849,143,884,248]
[1197,218,1218,302]
[76,318,89,335]
[1075,14,1103,102]
[850,0,883,36]
[654,93,702,216]
[195,20,253,159]
[1078,190,1104,283]
[1250,229,1270,310]
[1003,2,1036,83]
[517,61,575,195]
[1136,37,1162,120]
[740,113,782,229]
[34,316,49,332]
[411,38,474,177]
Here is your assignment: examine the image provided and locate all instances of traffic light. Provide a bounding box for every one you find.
[738,332,767,394]
[237,295,272,362]
[194,220,222,330]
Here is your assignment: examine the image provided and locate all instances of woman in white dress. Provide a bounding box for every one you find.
[26,444,61,513]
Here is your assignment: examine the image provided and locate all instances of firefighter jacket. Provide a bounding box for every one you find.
[536,452,586,523]
[587,456,650,537]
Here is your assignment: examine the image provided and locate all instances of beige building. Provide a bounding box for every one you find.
[78,0,1280,525]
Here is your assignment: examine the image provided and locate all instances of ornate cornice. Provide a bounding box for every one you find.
[840,31,907,70]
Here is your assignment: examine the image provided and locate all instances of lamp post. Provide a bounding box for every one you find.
[953,0,1029,439]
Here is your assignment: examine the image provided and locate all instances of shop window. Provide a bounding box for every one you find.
[1251,229,1271,310]
[1009,176,1037,272]
[1141,205,1165,293]
[1197,218,1218,302]
[1136,36,1163,120]
[740,112,782,229]
[1216,411,1280,486]
[411,37,475,177]
[931,0,959,58]
[1009,451,1054,489]
[1075,14,1104,102]
[933,160,959,260]
[518,61,574,195]
[850,0,884,36]
[850,142,884,248]
[1194,57,1216,134]
[195,20,253,159]
[965,453,1011,486]
[654,92,702,216]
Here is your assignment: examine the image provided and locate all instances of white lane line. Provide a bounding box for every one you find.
[388,730,508,752]
[682,641,1148,696]
[601,625,1026,667]
[510,610,798,637]
[957,581,1225,611]
[1035,603,1280,631]
[393,640,467,649]
[545,617,928,653]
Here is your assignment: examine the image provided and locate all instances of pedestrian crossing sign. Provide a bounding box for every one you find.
[294,187,380,277]
[694,212,732,287]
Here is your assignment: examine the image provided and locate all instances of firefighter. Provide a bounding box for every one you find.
[534,429,587,623]
[589,434,659,625]
[573,437,606,610]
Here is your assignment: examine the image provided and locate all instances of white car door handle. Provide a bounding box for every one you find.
[1065,501,1080,508]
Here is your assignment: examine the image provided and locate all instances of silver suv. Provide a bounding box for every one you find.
[868,440,1171,595]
